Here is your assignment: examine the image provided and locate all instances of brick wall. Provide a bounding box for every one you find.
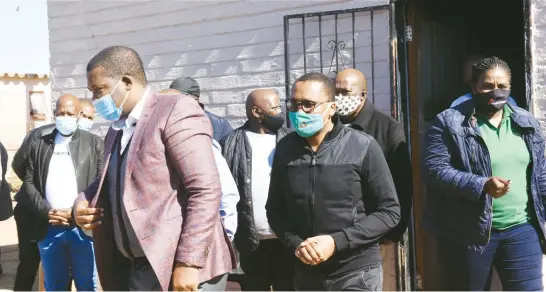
[532,0,546,127]
[47,0,390,130]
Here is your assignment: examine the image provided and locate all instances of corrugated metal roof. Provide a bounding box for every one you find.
[0,73,49,79]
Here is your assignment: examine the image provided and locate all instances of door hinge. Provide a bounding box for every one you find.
[405,25,413,42]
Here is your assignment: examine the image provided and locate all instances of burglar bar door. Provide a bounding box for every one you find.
[282,4,413,291]
[283,5,398,117]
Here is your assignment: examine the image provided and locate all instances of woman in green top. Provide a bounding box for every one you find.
[424,56,545,290]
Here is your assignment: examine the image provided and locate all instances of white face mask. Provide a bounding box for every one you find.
[335,94,363,116]
[77,118,94,131]
[55,116,78,136]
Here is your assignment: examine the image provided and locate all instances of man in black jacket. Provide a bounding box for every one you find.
[169,76,233,142]
[266,73,400,291]
[220,89,293,291]
[19,94,104,291]
[0,140,12,276]
[11,122,55,291]
[334,68,412,289]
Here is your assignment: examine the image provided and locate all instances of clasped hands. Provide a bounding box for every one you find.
[48,208,73,226]
[295,235,336,266]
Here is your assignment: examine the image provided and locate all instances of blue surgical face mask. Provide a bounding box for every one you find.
[92,80,130,121]
[55,116,78,136]
[289,105,331,138]
[77,118,94,131]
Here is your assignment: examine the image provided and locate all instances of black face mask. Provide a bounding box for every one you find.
[261,112,285,132]
[473,89,511,115]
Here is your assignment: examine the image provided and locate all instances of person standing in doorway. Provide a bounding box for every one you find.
[266,73,400,291]
[0,140,13,276]
[220,89,294,291]
[20,94,103,291]
[334,68,412,290]
[424,57,545,290]
[451,54,517,108]
[169,77,233,142]
[73,46,236,291]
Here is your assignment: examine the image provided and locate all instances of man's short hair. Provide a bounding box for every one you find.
[86,46,147,85]
[293,72,335,101]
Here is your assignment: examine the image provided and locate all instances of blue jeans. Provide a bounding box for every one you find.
[38,225,97,291]
[440,222,543,291]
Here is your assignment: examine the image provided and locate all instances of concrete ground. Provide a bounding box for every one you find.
[0,202,27,292]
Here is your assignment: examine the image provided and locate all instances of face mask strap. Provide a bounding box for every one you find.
[118,90,130,110]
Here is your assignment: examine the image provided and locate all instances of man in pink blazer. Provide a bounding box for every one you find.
[73,46,236,291]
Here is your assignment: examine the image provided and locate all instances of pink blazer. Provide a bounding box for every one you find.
[77,92,237,291]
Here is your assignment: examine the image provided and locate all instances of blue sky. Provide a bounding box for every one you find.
[0,0,50,75]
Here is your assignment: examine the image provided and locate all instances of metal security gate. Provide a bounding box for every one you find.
[282,3,416,291]
[283,5,401,120]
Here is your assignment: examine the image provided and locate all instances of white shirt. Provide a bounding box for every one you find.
[45,133,78,209]
[212,140,239,241]
[112,87,150,153]
[245,131,277,239]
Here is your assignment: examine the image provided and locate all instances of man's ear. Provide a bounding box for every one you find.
[252,106,262,120]
[121,75,133,91]
[329,101,337,117]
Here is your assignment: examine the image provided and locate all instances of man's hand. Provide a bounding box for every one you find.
[74,200,103,230]
[48,208,72,226]
[295,241,321,265]
[172,262,200,291]
[296,235,336,266]
[484,177,511,199]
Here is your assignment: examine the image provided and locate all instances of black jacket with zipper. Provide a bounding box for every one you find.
[20,129,104,240]
[266,118,400,277]
[11,123,56,181]
[346,100,412,242]
[220,122,292,253]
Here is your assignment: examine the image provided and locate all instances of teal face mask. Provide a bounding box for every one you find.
[289,108,330,138]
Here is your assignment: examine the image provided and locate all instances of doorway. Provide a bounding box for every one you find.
[404,0,530,290]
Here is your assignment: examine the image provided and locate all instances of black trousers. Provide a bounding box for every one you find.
[293,263,383,291]
[127,257,162,291]
[13,204,41,291]
[239,238,295,291]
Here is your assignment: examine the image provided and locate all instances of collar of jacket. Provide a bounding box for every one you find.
[456,99,536,134]
[239,120,291,137]
[43,128,82,144]
[322,116,344,143]
[352,99,375,129]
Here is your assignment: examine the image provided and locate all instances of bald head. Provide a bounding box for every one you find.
[79,98,95,120]
[56,94,81,118]
[245,89,281,120]
[334,69,368,119]
[335,69,367,95]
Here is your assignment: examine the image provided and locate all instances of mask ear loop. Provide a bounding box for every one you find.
[116,78,131,110]
[118,90,130,110]
[76,110,83,124]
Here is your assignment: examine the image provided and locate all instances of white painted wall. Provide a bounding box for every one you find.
[47,0,391,128]
[0,77,51,150]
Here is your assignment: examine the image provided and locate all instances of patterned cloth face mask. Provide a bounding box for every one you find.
[335,94,363,116]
